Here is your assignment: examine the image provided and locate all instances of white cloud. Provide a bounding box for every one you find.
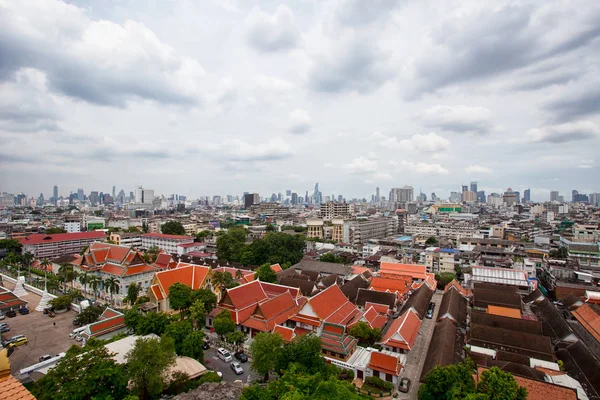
[370,132,450,152]
[288,109,312,134]
[344,157,378,174]
[221,136,292,161]
[526,121,600,143]
[244,5,300,52]
[401,161,449,175]
[421,105,493,134]
[465,165,492,174]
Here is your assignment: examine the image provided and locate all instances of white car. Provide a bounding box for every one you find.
[230,361,244,375]
[75,334,83,342]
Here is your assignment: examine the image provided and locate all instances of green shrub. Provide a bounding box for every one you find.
[50,295,73,310]
[365,375,393,391]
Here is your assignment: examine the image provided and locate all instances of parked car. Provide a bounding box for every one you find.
[234,351,248,363]
[75,334,83,342]
[217,348,232,362]
[39,354,53,362]
[6,310,16,318]
[425,308,434,319]
[43,307,55,315]
[0,323,9,333]
[18,307,30,315]
[399,377,411,393]
[230,361,244,375]
[202,340,210,350]
[0,311,5,320]
[7,336,28,348]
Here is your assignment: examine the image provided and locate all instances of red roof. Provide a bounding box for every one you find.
[150,284,164,301]
[270,264,283,273]
[365,302,390,314]
[225,281,268,310]
[153,253,176,270]
[125,264,157,276]
[177,242,204,248]
[213,267,255,283]
[20,231,105,245]
[154,265,211,296]
[379,262,427,280]
[308,284,351,320]
[272,325,296,342]
[368,352,402,376]
[380,309,422,350]
[370,277,408,294]
[142,233,194,240]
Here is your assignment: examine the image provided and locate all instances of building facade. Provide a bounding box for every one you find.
[20,231,107,258]
[141,233,195,253]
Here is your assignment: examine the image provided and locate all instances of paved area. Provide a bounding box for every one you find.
[0,281,80,378]
[398,291,443,400]
[203,346,256,384]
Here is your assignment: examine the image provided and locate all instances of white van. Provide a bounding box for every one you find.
[69,326,86,339]
[217,347,232,362]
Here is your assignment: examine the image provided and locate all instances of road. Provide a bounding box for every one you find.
[398,291,443,400]
[203,347,256,384]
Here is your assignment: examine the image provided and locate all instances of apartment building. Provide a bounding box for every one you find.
[319,202,355,220]
[63,221,81,233]
[349,219,395,245]
[307,219,324,239]
[20,231,107,258]
[141,233,195,253]
[405,222,477,238]
[109,232,142,248]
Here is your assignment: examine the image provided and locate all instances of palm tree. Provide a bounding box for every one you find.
[79,272,90,296]
[21,252,34,276]
[104,277,120,305]
[88,276,101,300]
[58,263,74,294]
[39,259,52,273]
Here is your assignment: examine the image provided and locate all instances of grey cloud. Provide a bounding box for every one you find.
[406,4,600,98]
[336,0,400,26]
[421,105,493,135]
[244,5,300,52]
[526,121,600,143]
[0,2,205,107]
[544,87,600,121]
[309,38,393,94]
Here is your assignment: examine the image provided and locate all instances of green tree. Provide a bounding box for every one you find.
[181,330,205,362]
[75,304,106,325]
[21,251,34,276]
[161,221,186,236]
[227,330,246,346]
[319,253,345,264]
[78,271,91,297]
[104,276,120,305]
[256,263,277,283]
[418,359,477,400]
[250,331,284,381]
[189,299,207,329]
[138,311,170,336]
[127,282,139,305]
[58,263,76,293]
[168,282,192,318]
[477,367,527,400]
[425,236,438,246]
[0,238,22,253]
[195,230,213,240]
[243,232,306,266]
[45,227,67,234]
[212,271,235,290]
[141,246,160,264]
[216,227,247,261]
[88,275,102,300]
[31,346,128,400]
[348,322,382,346]
[214,309,236,337]
[275,334,324,374]
[436,272,457,290]
[266,223,276,232]
[550,246,569,259]
[126,336,176,400]
[127,226,141,233]
[191,288,217,312]
[164,320,193,354]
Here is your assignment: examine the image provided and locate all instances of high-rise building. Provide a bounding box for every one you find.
[462,191,477,203]
[53,185,58,205]
[477,190,486,203]
[286,190,291,197]
[338,195,343,203]
[89,191,99,205]
[77,188,84,201]
[112,186,116,199]
[462,185,468,193]
[291,192,298,205]
[514,191,520,204]
[470,181,478,194]
[142,189,154,204]
[589,193,600,206]
[313,183,321,205]
[390,186,414,203]
[524,188,531,203]
[37,193,45,206]
[376,187,380,202]
[244,193,260,209]
[550,191,560,202]
[449,192,461,203]
[503,188,518,206]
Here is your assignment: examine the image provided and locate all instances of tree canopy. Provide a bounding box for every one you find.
[216,228,305,265]
[168,282,192,317]
[214,309,236,337]
[31,346,128,400]
[436,272,457,290]
[255,263,277,283]
[161,220,186,235]
[425,236,438,246]
[126,336,176,400]
[45,227,67,234]
[0,238,22,253]
[348,322,382,346]
[180,330,205,362]
[250,331,284,380]
[125,307,171,336]
[163,320,193,354]
[319,253,346,264]
[192,288,217,311]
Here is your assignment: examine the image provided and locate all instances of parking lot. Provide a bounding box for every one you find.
[203,346,256,383]
[0,293,80,379]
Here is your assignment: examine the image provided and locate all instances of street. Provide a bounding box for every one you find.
[398,291,442,400]
[203,346,256,384]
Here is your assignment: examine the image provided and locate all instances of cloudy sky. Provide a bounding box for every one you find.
[1,0,599,202]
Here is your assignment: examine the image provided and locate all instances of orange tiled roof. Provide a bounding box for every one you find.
[225,280,268,310]
[150,284,164,301]
[0,374,36,400]
[572,303,600,342]
[365,302,391,314]
[380,309,422,350]
[379,262,427,280]
[154,265,210,296]
[270,264,283,273]
[309,284,353,320]
[368,352,402,376]
[213,267,256,283]
[370,277,408,294]
[445,279,472,297]
[273,325,296,342]
[487,305,522,319]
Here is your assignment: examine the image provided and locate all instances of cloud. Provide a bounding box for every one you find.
[336,0,400,27]
[526,121,600,143]
[244,5,300,52]
[344,157,378,174]
[421,105,493,134]
[544,77,600,121]
[308,34,393,94]
[404,4,600,98]
[255,75,294,93]
[466,165,492,174]
[370,132,451,152]
[578,163,594,169]
[288,109,312,134]
[401,161,449,175]
[0,0,206,107]
[221,136,293,161]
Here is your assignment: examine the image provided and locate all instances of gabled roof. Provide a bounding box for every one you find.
[319,323,358,356]
[420,318,460,381]
[444,279,472,298]
[368,351,402,376]
[401,283,434,320]
[0,369,36,400]
[153,252,177,270]
[306,284,357,323]
[437,287,467,325]
[292,259,351,276]
[369,276,408,294]
[213,266,255,284]
[341,275,371,302]
[270,264,283,273]
[349,305,389,330]
[468,323,554,361]
[279,277,316,296]
[356,288,397,309]
[379,262,427,280]
[272,325,296,342]
[154,264,211,297]
[471,310,543,335]
[572,303,600,343]
[487,305,522,319]
[380,309,422,350]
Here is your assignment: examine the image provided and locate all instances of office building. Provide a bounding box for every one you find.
[53,185,58,205]
[390,186,414,203]
[502,188,518,206]
[112,186,116,199]
[449,192,462,203]
[470,182,478,193]
[77,188,84,201]
[523,188,530,203]
[291,192,298,205]
[376,187,380,202]
[462,191,477,203]
[286,190,291,197]
[313,182,321,205]
[244,193,260,209]
[550,191,560,202]
[89,191,100,205]
[462,185,468,193]
[477,191,486,203]
[514,191,520,204]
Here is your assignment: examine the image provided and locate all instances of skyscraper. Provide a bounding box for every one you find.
[462,185,468,193]
[112,186,116,199]
[313,183,321,205]
[376,187,380,202]
[470,182,478,193]
[77,188,84,201]
[390,186,414,203]
[550,191,559,202]
[53,185,58,205]
[524,188,530,203]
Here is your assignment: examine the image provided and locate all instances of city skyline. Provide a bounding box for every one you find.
[1,1,599,203]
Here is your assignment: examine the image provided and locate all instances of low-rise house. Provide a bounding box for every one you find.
[379,308,422,354]
[367,350,403,386]
[80,308,126,343]
[148,263,212,312]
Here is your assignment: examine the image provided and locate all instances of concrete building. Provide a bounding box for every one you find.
[462,191,477,203]
[390,186,414,203]
[503,188,518,206]
[109,232,142,248]
[20,231,107,258]
[319,202,355,220]
[307,219,324,239]
[63,221,81,233]
[349,219,395,245]
[244,193,260,209]
[141,233,195,253]
[550,191,560,202]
